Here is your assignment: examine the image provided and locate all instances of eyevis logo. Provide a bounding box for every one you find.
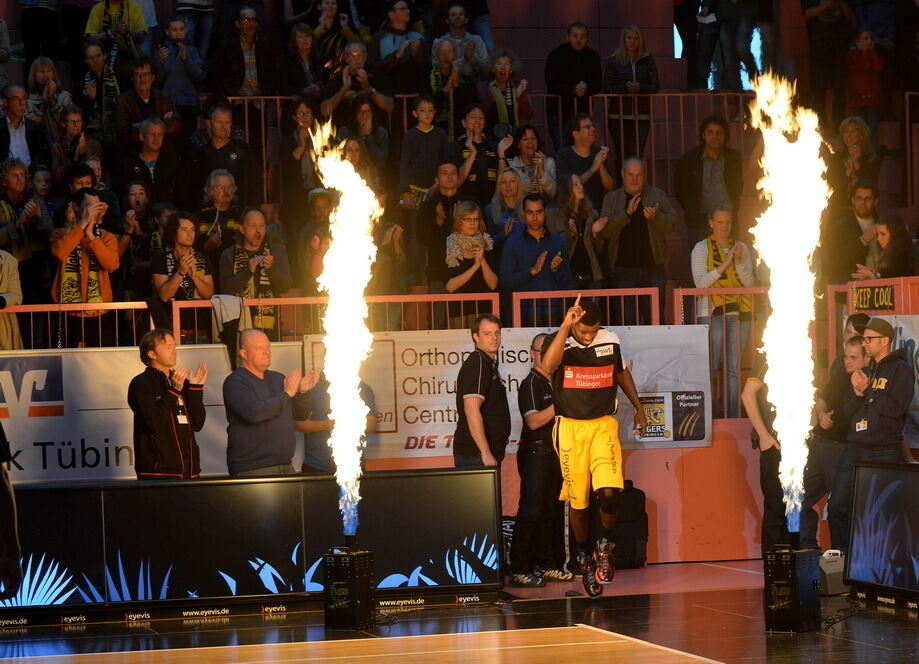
[0,357,64,418]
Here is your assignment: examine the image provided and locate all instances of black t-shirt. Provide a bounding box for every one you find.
[453,348,511,458]
[749,355,776,449]
[151,250,213,301]
[812,363,853,442]
[615,193,655,268]
[551,328,624,420]
[518,369,554,443]
[556,145,603,210]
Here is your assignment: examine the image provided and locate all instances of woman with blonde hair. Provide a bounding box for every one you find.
[445,201,498,326]
[26,58,73,139]
[827,116,880,212]
[602,24,659,163]
[486,168,525,250]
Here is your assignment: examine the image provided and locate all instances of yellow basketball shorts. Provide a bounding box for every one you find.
[554,415,623,510]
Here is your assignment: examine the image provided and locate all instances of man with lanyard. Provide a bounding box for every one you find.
[834,317,914,552]
[452,313,510,468]
[128,328,207,479]
[541,297,648,597]
[218,207,291,339]
[508,332,573,588]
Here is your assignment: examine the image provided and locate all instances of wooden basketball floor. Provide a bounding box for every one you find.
[10,625,721,663]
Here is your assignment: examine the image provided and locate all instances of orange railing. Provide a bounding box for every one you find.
[512,288,661,328]
[673,286,768,419]
[1,301,152,350]
[171,293,501,342]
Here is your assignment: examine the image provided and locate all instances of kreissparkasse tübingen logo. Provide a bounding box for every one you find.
[0,356,65,418]
[637,391,705,442]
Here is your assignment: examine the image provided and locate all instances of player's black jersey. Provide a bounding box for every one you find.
[551,328,624,420]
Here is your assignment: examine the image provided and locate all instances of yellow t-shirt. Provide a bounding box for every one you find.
[84,1,148,35]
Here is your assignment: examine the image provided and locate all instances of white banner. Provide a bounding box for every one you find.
[304,326,712,459]
[1,327,711,482]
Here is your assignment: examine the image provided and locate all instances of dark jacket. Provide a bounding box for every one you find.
[128,367,206,479]
[603,53,661,116]
[544,42,602,116]
[674,143,743,229]
[114,149,181,207]
[207,33,277,96]
[278,53,323,97]
[184,138,258,208]
[839,347,914,451]
[0,116,50,170]
[820,210,868,285]
[114,89,182,147]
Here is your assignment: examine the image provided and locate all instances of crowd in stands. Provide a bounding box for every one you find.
[0,0,918,355]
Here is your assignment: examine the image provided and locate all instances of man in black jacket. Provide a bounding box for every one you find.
[207,6,276,98]
[835,317,914,551]
[114,118,181,206]
[128,329,208,479]
[543,23,602,151]
[674,115,742,244]
[0,85,50,170]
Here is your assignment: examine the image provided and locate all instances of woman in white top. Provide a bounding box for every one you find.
[691,207,755,418]
[508,124,556,200]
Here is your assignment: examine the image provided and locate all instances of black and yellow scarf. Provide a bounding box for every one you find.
[61,225,103,305]
[100,0,139,64]
[232,244,276,330]
[488,81,519,128]
[706,235,751,315]
[83,67,119,146]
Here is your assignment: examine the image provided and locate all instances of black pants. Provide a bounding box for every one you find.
[759,446,788,554]
[833,443,903,553]
[509,439,562,574]
[800,435,846,550]
[60,5,93,85]
[674,1,700,88]
[808,36,848,130]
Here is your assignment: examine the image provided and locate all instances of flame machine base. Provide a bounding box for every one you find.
[764,543,821,632]
[323,546,375,631]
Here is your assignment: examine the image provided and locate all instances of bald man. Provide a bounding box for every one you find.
[222,329,318,476]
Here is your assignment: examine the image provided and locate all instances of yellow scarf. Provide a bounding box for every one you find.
[706,235,751,314]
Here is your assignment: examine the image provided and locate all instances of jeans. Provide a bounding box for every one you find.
[518,298,563,328]
[695,21,721,90]
[698,314,750,418]
[233,463,297,477]
[509,439,563,574]
[832,444,903,553]
[20,8,57,73]
[719,16,758,91]
[468,14,495,51]
[610,264,665,325]
[674,1,701,88]
[181,12,215,58]
[801,435,846,550]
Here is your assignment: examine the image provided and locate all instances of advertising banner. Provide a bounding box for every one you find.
[304,326,712,459]
[1,326,711,483]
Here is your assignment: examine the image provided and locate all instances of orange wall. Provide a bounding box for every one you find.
[368,418,783,564]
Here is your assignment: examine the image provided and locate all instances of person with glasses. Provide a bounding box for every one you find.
[834,317,914,552]
[0,85,50,170]
[368,0,429,97]
[115,57,182,149]
[508,333,573,588]
[319,41,394,128]
[555,113,614,217]
[195,169,241,267]
[207,6,277,98]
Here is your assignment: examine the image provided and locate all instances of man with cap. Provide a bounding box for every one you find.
[834,317,914,552]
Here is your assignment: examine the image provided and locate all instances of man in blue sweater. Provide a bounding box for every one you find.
[499,193,572,326]
[223,329,318,476]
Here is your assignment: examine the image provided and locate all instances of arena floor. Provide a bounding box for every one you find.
[1,561,916,663]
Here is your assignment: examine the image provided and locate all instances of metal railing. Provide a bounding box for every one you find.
[1,302,152,350]
[171,293,501,342]
[673,286,769,419]
[512,288,661,328]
